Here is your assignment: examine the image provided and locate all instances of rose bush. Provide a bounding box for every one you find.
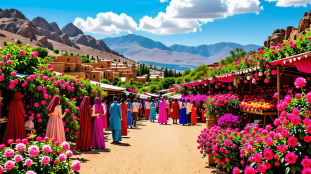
[217,114,239,129]
[204,94,240,118]
[198,77,311,174]
[0,137,81,174]
[0,42,107,140]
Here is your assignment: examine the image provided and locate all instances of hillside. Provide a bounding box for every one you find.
[103,34,261,70]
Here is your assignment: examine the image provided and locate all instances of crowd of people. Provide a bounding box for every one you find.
[1,91,204,151]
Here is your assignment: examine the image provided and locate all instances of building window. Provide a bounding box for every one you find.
[127,71,129,73]
[101,75,102,79]
[67,58,70,61]
[82,67,83,70]
[134,70,135,72]
[101,66,103,68]
[110,79,111,82]
[67,67,70,71]
[86,75,88,78]
[104,73,105,78]
[93,75,95,79]
[91,69,92,71]
[108,73,110,76]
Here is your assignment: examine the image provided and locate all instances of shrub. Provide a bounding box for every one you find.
[62,53,69,56]
[205,94,240,118]
[217,113,239,129]
[33,47,49,58]
[53,49,59,54]
[15,39,23,45]
[50,56,57,59]
[3,41,7,45]
[0,138,81,173]
[100,79,110,84]
[82,57,90,63]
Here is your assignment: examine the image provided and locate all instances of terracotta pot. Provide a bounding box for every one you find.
[206,115,217,127]
[207,154,216,166]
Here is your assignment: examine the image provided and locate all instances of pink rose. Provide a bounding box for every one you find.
[306,125,311,134]
[257,163,266,173]
[4,160,15,170]
[281,129,290,138]
[4,149,14,157]
[244,165,255,174]
[41,156,50,165]
[28,145,40,157]
[302,168,311,174]
[16,143,26,152]
[0,164,3,174]
[304,135,311,143]
[14,154,23,162]
[263,148,273,160]
[287,136,298,147]
[25,171,37,174]
[277,145,287,153]
[233,167,239,174]
[59,154,67,162]
[254,153,262,163]
[285,152,298,164]
[71,160,81,171]
[294,77,306,88]
[301,156,311,168]
[265,138,274,146]
[66,150,73,157]
[42,145,51,153]
[25,159,33,167]
[61,142,70,150]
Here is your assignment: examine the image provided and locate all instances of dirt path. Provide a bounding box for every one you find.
[71,116,214,174]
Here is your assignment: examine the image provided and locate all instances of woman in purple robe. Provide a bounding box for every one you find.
[91,98,106,149]
[158,98,168,124]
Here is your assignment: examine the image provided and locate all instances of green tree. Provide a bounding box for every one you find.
[136,67,141,76]
[62,53,69,56]
[50,56,57,59]
[15,39,23,45]
[87,54,89,58]
[70,53,74,56]
[53,49,59,54]
[160,77,176,89]
[113,76,121,85]
[219,48,247,65]
[82,57,91,63]
[100,79,110,84]
[148,85,158,93]
[182,69,191,76]
[33,47,49,58]
[175,77,183,84]
[184,75,191,82]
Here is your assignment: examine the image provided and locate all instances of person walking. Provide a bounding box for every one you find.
[46,95,66,144]
[158,98,168,124]
[132,99,139,127]
[172,99,180,124]
[191,101,197,125]
[109,96,122,144]
[149,99,157,122]
[167,100,172,119]
[75,96,92,151]
[91,98,106,149]
[126,99,133,129]
[186,99,192,126]
[144,99,151,120]
[179,99,188,125]
[141,99,145,118]
[137,100,141,120]
[120,98,128,136]
[101,98,107,132]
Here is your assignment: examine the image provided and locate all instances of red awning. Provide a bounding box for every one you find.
[270,51,311,66]
[216,73,235,83]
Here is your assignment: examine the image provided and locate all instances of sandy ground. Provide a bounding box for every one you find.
[70,115,215,174]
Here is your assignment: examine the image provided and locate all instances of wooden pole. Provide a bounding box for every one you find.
[276,66,281,117]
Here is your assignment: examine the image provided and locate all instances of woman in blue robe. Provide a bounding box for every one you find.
[179,99,188,125]
[149,99,157,122]
[126,99,133,129]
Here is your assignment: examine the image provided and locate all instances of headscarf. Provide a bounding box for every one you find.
[94,97,101,105]
[94,97,103,115]
[80,96,91,117]
[161,98,164,101]
[46,95,61,114]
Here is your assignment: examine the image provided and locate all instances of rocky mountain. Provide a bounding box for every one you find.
[60,23,83,37]
[264,9,311,48]
[0,8,27,20]
[103,34,261,68]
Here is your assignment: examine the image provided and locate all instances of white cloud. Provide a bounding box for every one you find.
[159,0,169,2]
[265,0,311,7]
[139,0,262,35]
[73,12,138,35]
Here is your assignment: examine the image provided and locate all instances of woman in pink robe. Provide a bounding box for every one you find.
[158,98,167,124]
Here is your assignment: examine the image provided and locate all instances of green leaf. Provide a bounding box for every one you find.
[295,166,301,172]
[307,149,311,154]
[299,133,304,140]
[285,167,290,174]
[291,166,296,174]
[250,162,256,167]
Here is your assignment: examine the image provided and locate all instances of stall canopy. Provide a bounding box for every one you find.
[161,92,173,97]
[138,94,151,99]
[144,92,160,98]
[89,81,126,95]
[169,94,182,99]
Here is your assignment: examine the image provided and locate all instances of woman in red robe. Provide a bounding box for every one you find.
[172,99,180,124]
[120,98,128,136]
[74,96,92,151]
[2,91,26,144]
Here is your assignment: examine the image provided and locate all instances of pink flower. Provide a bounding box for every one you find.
[42,145,51,153]
[287,136,298,147]
[281,129,290,138]
[275,161,280,166]
[19,50,25,55]
[71,160,81,171]
[7,60,13,65]
[291,116,301,126]
[16,143,26,152]
[28,145,40,157]
[295,77,306,88]
[34,103,39,107]
[285,152,298,164]
[4,149,14,157]
[59,154,67,162]
[265,138,274,146]
[41,100,46,105]
[264,148,273,160]
[4,160,15,170]
[254,153,262,163]
[233,167,239,174]
[25,171,37,174]
[244,165,255,174]
[302,168,311,174]
[0,165,3,174]
[257,163,266,173]
[41,156,50,165]
[25,159,33,167]
[304,135,311,143]
[301,156,311,168]
[66,150,73,157]
[277,145,287,153]
[11,71,16,76]
[14,154,23,162]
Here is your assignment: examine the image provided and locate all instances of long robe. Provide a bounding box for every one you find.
[179,102,188,124]
[92,103,105,149]
[191,104,197,124]
[149,102,157,120]
[109,102,122,142]
[120,103,128,136]
[168,103,172,116]
[158,101,167,124]
[126,102,133,126]
[172,102,180,120]
[75,96,92,151]
[2,91,26,144]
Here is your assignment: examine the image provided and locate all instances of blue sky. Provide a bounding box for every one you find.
[2,0,311,47]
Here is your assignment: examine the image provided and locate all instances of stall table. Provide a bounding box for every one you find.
[239,110,278,129]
